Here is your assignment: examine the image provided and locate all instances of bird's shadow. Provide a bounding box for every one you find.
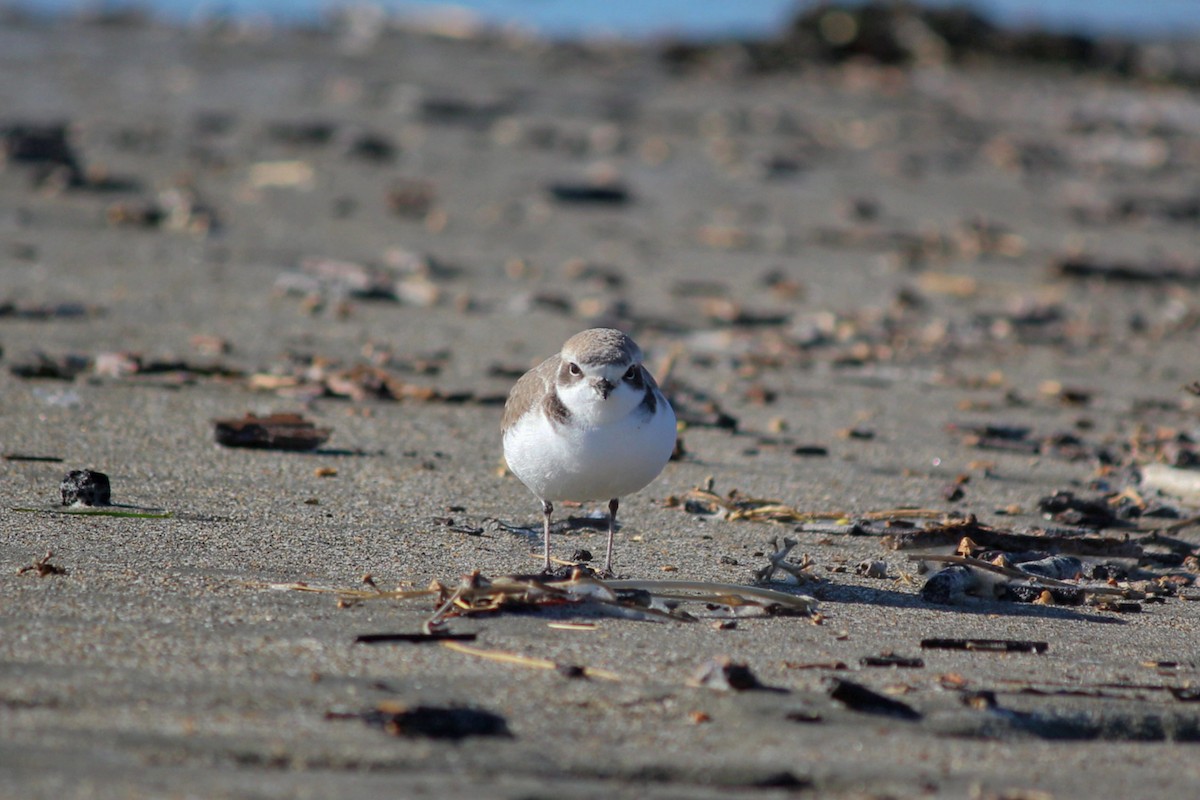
[811,581,1126,624]
[490,514,613,537]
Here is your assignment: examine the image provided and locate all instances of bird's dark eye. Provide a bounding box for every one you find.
[568,362,582,376]
[623,365,639,381]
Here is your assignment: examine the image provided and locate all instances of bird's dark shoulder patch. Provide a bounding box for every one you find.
[543,388,571,426]
[637,385,657,417]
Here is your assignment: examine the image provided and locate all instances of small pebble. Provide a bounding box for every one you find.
[61,469,111,507]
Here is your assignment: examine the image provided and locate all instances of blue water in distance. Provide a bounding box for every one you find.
[11,0,1200,40]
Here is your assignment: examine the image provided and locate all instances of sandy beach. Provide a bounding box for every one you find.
[3,7,1200,798]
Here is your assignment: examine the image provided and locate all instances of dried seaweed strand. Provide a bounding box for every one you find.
[675,487,950,524]
[605,579,817,612]
[440,640,623,681]
[250,581,440,600]
[12,506,173,519]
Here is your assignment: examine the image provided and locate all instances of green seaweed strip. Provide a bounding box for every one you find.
[11,506,173,519]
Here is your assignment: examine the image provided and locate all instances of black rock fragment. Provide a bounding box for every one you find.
[1091,562,1129,581]
[263,119,337,146]
[921,638,1048,654]
[999,584,1085,605]
[1,122,86,186]
[547,182,631,205]
[1055,256,1200,286]
[690,657,775,692]
[1037,490,1118,528]
[9,352,90,380]
[212,413,331,451]
[829,678,921,720]
[362,703,511,740]
[860,654,924,669]
[346,132,397,162]
[61,469,111,507]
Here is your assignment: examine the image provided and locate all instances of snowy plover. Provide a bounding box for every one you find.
[502,328,676,574]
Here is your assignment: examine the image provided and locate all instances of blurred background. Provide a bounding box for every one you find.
[10,0,1200,40]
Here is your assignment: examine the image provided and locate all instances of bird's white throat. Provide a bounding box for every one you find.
[557,369,643,427]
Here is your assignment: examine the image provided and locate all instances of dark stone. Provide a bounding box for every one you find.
[364,704,511,740]
[61,469,111,506]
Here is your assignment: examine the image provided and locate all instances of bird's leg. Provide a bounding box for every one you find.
[603,497,619,577]
[541,499,554,573]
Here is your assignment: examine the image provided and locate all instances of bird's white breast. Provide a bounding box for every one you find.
[503,388,675,503]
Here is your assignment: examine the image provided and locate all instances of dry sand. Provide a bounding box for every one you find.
[3,13,1200,799]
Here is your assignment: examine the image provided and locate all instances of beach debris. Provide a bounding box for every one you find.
[546,180,631,205]
[860,653,924,669]
[1038,491,1121,528]
[0,300,99,320]
[10,470,172,518]
[664,382,739,430]
[1090,599,1143,613]
[268,570,815,633]
[753,536,816,584]
[273,256,444,309]
[607,579,817,619]
[441,640,621,681]
[420,94,512,128]
[882,515,1141,558]
[106,185,219,235]
[10,348,243,384]
[3,453,64,463]
[349,701,511,740]
[1141,464,1200,505]
[17,550,68,577]
[946,422,1097,460]
[386,178,436,217]
[189,334,230,356]
[61,469,111,507]
[434,515,484,536]
[1100,193,1200,225]
[665,479,811,524]
[855,559,888,578]
[1054,255,1200,286]
[915,553,1136,606]
[345,131,397,162]
[247,351,485,403]
[0,121,85,186]
[829,678,921,720]
[212,412,331,451]
[999,584,1085,605]
[91,351,143,379]
[689,657,775,692]
[921,638,1048,654]
[277,257,396,300]
[247,159,314,189]
[91,352,242,383]
[668,477,949,529]
[9,352,90,380]
[354,632,477,645]
[263,119,337,147]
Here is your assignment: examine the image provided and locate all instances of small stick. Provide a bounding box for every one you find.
[754,536,807,583]
[440,640,623,681]
[604,579,817,613]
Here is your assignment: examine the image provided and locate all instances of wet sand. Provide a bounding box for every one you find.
[3,12,1200,799]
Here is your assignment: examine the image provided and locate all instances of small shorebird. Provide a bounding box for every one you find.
[502,328,676,574]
